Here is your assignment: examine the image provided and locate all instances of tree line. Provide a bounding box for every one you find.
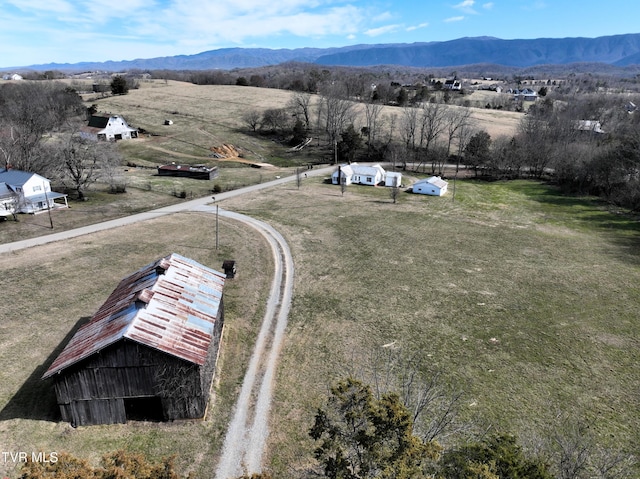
[230,67,640,211]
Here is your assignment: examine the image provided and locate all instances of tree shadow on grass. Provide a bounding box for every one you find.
[0,316,91,422]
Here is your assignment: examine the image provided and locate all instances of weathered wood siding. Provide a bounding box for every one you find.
[52,304,224,426]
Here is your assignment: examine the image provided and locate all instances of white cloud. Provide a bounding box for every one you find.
[453,0,477,14]
[444,16,465,23]
[483,2,494,9]
[4,0,74,15]
[131,0,367,46]
[364,24,402,37]
[406,22,429,32]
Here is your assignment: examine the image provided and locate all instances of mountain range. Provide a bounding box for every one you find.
[11,33,640,72]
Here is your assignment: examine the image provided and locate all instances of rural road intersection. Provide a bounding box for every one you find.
[0,165,335,477]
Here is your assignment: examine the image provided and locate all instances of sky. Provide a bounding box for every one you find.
[1,0,639,68]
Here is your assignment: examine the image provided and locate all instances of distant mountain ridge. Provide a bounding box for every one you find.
[8,33,640,72]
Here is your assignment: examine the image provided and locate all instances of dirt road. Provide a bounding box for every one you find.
[193,208,294,478]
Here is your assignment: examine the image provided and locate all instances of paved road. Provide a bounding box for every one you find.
[0,166,334,254]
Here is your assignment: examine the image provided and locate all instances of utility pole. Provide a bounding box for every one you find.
[43,182,53,229]
[216,204,219,250]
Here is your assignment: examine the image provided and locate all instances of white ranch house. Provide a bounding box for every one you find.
[332,163,387,186]
[412,176,448,196]
[81,114,138,141]
[0,169,68,214]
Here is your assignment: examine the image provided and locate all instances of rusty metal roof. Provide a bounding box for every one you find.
[43,253,225,379]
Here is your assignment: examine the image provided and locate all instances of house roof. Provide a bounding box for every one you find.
[352,164,385,176]
[415,176,448,189]
[333,164,354,176]
[86,114,137,132]
[0,169,47,187]
[43,253,226,378]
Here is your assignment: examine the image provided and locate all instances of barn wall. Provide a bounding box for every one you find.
[53,302,225,425]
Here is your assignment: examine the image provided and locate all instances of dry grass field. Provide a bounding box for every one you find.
[0,211,273,478]
[91,80,521,163]
[1,82,638,478]
[2,175,638,478]
[218,179,640,477]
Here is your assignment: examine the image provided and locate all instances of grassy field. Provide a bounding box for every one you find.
[1,176,638,478]
[217,178,640,477]
[0,211,273,478]
[1,83,638,477]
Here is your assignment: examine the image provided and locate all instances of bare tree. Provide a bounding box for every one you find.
[417,102,447,173]
[390,185,400,204]
[444,107,472,157]
[261,107,291,134]
[320,83,357,158]
[363,101,384,153]
[346,347,468,444]
[288,92,313,130]
[400,106,419,151]
[242,109,261,132]
[0,81,83,173]
[54,135,121,200]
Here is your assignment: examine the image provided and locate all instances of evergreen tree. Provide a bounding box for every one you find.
[110,75,129,95]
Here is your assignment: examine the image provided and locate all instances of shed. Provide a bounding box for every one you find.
[413,176,448,196]
[222,260,237,278]
[42,253,226,426]
[385,171,402,187]
[157,163,218,180]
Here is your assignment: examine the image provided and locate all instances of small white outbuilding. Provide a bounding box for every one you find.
[412,176,448,196]
[385,172,402,187]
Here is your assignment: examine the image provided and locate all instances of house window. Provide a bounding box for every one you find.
[367,177,372,183]
[33,185,42,192]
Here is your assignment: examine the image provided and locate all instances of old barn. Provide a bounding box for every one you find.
[42,253,226,427]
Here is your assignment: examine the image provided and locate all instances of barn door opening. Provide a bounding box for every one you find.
[124,397,164,422]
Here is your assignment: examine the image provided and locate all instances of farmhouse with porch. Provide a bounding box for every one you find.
[81,114,139,141]
[0,168,68,214]
[43,253,226,426]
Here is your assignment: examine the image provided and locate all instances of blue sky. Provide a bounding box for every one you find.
[1,0,639,68]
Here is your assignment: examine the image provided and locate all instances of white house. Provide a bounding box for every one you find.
[0,182,17,218]
[81,114,139,141]
[331,164,355,185]
[332,163,387,186]
[412,176,448,196]
[443,78,462,90]
[351,164,386,186]
[576,120,605,134]
[0,169,68,213]
[385,171,402,187]
[2,73,23,81]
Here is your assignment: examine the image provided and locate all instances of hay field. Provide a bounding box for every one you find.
[92,80,522,164]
